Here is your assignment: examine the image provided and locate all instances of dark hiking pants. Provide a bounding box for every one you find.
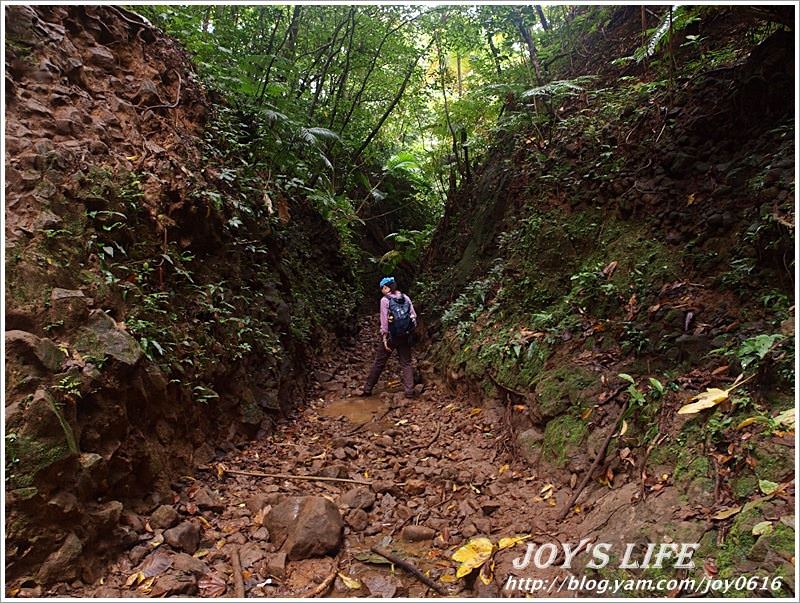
[364,334,414,396]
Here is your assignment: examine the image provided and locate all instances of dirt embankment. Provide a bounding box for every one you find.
[419,7,794,594]
[5,5,356,585]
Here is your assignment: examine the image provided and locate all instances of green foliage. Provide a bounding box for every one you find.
[736,334,784,370]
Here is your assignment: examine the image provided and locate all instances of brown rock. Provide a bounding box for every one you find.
[172,552,208,576]
[150,505,179,530]
[401,525,436,542]
[164,521,201,554]
[346,508,369,532]
[264,496,343,560]
[149,573,198,597]
[193,487,223,511]
[36,532,82,584]
[262,551,287,578]
[404,479,427,496]
[86,45,116,69]
[363,571,404,597]
[339,486,376,510]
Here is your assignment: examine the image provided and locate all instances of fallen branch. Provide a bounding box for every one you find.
[221,467,370,486]
[230,547,245,599]
[370,545,448,596]
[305,558,339,598]
[556,385,629,522]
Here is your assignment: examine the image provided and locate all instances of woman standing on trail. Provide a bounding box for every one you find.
[361,277,417,399]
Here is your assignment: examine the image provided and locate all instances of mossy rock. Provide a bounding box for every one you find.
[533,364,599,418]
[5,435,76,490]
[541,414,587,468]
[673,453,711,485]
[752,440,793,482]
[731,472,759,499]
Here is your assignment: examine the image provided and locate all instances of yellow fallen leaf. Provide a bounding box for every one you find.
[126,155,139,161]
[193,549,210,559]
[148,533,164,548]
[452,537,494,578]
[479,558,494,585]
[197,516,212,528]
[498,463,509,475]
[439,574,458,584]
[498,534,531,550]
[125,571,145,587]
[617,419,628,437]
[216,463,226,478]
[580,407,593,420]
[678,374,752,415]
[337,573,362,590]
[736,417,760,429]
[711,506,741,520]
[138,576,156,593]
[686,192,696,206]
[469,407,482,417]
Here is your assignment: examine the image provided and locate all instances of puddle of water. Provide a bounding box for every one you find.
[319,396,387,424]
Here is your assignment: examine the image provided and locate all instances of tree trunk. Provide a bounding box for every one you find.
[535,5,550,31]
[456,53,463,97]
[327,10,357,128]
[486,31,502,79]
[307,10,351,119]
[353,40,433,160]
[339,15,415,134]
[512,9,546,86]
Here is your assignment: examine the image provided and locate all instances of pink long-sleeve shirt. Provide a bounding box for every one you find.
[380,291,416,335]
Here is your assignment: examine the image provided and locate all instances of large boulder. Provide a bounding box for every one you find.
[264,496,343,560]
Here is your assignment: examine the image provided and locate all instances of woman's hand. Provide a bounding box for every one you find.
[383,334,391,351]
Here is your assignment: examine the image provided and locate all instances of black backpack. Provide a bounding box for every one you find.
[388,295,414,338]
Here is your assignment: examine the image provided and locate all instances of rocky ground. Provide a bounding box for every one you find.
[14,316,791,599]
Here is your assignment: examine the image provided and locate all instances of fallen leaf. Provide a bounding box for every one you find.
[138,576,156,594]
[735,417,760,429]
[711,507,741,520]
[452,538,494,578]
[677,374,752,415]
[580,407,593,420]
[498,534,531,550]
[439,574,458,584]
[141,551,172,577]
[337,573,362,590]
[498,464,509,475]
[752,521,773,536]
[758,480,779,495]
[617,420,628,437]
[199,573,227,597]
[193,549,210,559]
[148,533,164,549]
[469,407,482,417]
[479,558,495,585]
[125,571,145,588]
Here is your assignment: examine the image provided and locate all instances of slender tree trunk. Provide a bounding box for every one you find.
[456,53,463,97]
[511,9,546,86]
[256,9,283,102]
[308,9,353,120]
[353,39,433,160]
[202,6,211,33]
[327,10,357,128]
[339,15,415,134]
[486,31,502,78]
[535,5,550,30]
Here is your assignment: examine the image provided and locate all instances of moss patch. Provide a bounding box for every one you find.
[533,364,599,418]
[541,414,587,468]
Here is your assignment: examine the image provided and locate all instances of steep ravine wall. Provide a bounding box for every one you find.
[418,10,794,590]
[4,5,357,584]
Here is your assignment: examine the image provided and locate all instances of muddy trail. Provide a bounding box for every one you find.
[40,315,612,599]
